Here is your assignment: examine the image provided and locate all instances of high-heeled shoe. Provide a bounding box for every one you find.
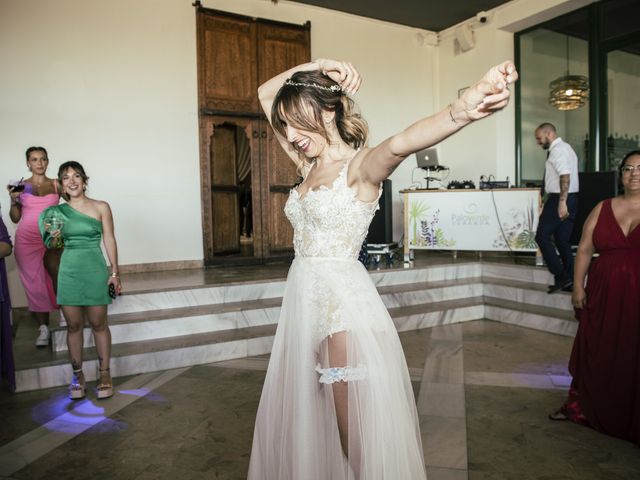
[96,367,113,399]
[69,368,86,400]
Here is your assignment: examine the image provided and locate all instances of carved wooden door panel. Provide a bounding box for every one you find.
[200,116,261,262]
[196,7,311,262]
[257,22,310,256]
[197,11,258,113]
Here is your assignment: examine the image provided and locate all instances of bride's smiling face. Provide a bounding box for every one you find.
[272,82,340,160]
[282,119,328,159]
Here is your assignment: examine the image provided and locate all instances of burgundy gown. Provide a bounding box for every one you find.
[561,199,640,444]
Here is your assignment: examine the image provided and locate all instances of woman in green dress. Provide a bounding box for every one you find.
[39,161,121,400]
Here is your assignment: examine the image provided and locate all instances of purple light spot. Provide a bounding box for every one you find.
[119,388,167,402]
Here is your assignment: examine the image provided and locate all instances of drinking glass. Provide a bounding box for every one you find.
[7,179,25,193]
[43,215,64,248]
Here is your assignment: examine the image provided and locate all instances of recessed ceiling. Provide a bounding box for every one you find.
[288,0,514,32]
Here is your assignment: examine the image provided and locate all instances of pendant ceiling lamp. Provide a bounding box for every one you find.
[548,36,589,111]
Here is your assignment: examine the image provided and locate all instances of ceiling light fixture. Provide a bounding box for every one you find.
[548,36,589,111]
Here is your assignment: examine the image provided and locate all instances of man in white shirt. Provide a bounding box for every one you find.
[534,123,579,293]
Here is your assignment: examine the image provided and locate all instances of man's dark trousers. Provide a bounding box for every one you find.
[535,193,578,285]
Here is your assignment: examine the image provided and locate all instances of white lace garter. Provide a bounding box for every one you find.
[315,364,367,384]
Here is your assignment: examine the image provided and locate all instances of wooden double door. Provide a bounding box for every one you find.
[199,115,298,261]
[195,7,310,264]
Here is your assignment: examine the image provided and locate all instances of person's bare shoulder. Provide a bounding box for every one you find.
[91,199,111,215]
[587,200,605,220]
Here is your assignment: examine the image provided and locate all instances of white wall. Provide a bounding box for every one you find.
[1,0,202,307]
[436,25,517,187]
[1,0,592,307]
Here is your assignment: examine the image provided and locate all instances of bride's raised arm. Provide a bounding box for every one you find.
[355,61,517,185]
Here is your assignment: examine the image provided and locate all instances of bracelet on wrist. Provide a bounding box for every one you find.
[448,104,458,124]
[110,272,120,278]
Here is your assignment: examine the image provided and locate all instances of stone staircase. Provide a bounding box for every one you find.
[14,261,576,392]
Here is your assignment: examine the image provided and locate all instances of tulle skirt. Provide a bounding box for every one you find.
[248,257,426,479]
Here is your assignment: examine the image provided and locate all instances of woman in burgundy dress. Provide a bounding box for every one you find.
[550,150,640,445]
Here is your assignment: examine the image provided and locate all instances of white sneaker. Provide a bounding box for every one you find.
[35,325,50,347]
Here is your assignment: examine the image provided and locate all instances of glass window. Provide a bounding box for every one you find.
[519,29,589,183]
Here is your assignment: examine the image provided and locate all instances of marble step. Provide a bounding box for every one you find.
[50,278,483,352]
[108,262,485,316]
[481,276,572,311]
[484,296,577,337]
[106,279,287,316]
[370,262,483,287]
[17,295,487,392]
[50,298,282,352]
[16,262,576,392]
[49,272,570,352]
[16,324,277,392]
[481,262,554,285]
[390,296,485,331]
[50,274,490,352]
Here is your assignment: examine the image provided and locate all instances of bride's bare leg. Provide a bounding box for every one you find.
[328,331,349,454]
[327,331,361,477]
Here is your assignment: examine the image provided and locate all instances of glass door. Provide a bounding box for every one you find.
[605,44,640,170]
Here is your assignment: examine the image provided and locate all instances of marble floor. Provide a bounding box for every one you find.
[1,320,639,480]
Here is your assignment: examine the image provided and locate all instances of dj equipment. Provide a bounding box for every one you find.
[447,180,476,189]
[479,180,510,189]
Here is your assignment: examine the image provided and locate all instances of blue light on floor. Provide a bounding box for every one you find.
[31,393,129,435]
[119,388,167,402]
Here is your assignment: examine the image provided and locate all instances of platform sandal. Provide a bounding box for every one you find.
[96,367,113,399]
[69,368,86,400]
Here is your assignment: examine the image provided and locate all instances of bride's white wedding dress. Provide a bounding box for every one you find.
[248,158,427,480]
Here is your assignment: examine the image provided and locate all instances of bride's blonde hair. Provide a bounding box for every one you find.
[271,70,368,175]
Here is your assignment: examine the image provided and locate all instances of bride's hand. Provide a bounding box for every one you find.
[316,59,362,95]
[455,61,518,122]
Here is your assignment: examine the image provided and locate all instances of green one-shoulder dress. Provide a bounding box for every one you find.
[39,204,112,306]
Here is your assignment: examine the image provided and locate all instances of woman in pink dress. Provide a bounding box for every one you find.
[7,146,60,347]
[550,150,640,445]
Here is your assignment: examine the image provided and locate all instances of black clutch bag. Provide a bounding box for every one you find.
[108,283,117,300]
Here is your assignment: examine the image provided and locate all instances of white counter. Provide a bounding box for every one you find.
[402,188,541,262]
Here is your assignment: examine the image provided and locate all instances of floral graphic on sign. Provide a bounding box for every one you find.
[409,200,456,247]
[492,199,538,250]
[409,200,430,244]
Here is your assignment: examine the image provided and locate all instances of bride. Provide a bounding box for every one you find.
[247,58,517,479]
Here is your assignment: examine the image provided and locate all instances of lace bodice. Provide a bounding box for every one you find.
[284,161,381,259]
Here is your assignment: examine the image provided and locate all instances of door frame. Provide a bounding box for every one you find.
[198,114,263,265]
